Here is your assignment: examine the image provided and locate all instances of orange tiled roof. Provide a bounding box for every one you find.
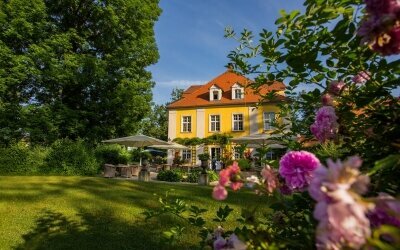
[167,70,286,109]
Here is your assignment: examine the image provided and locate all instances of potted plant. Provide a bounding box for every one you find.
[198,153,210,173]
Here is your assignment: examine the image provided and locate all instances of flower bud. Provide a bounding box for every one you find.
[321,93,334,106]
[328,81,345,95]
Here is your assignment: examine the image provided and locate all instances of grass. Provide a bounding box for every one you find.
[0,176,270,250]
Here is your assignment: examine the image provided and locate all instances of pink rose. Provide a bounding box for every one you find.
[212,185,228,200]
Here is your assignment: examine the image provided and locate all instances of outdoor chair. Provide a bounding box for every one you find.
[103,164,116,178]
[130,165,141,176]
[118,164,132,178]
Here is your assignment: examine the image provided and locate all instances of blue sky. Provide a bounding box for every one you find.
[149,0,304,104]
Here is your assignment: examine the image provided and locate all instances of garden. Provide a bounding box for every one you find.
[0,0,399,249]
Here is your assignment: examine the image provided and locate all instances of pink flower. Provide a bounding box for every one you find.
[213,234,247,250]
[279,151,320,190]
[310,106,339,143]
[321,93,334,106]
[368,193,400,228]
[226,234,247,250]
[213,185,228,200]
[358,0,400,55]
[365,0,400,16]
[213,162,244,200]
[309,156,373,250]
[213,236,227,250]
[371,25,400,56]
[261,166,279,193]
[230,182,243,191]
[328,81,345,95]
[219,168,231,186]
[352,71,371,84]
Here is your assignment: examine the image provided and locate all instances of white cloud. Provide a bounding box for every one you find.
[155,79,207,88]
[152,79,208,105]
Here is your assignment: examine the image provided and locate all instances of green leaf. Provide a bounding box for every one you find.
[368,154,400,176]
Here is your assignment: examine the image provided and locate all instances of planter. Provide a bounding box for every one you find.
[198,173,209,185]
[138,169,150,181]
[200,160,208,174]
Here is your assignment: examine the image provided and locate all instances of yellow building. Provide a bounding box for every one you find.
[166,70,287,166]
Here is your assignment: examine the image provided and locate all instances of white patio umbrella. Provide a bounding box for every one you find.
[247,143,287,149]
[102,134,170,166]
[230,133,285,146]
[149,142,188,150]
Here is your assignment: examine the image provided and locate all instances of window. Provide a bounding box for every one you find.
[182,149,191,161]
[210,115,220,132]
[182,116,191,132]
[233,147,241,159]
[213,91,219,100]
[234,89,243,99]
[266,151,274,160]
[232,114,243,131]
[263,112,275,130]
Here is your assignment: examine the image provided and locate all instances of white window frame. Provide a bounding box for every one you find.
[233,147,241,159]
[209,114,220,132]
[212,91,219,100]
[234,89,243,99]
[182,149,191,161]
[232,113,244,131]
[209,85,222,101]
[263,112,275,130]
[181,116,192,132]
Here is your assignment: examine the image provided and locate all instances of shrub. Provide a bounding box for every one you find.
[0,143,48,175]
[95,144,128,165]
[157,169,183,182]
[45,139,98,175]
[186,168,219,183]
[237,158,251,171]
[186,168,201,183]
[131,148,151,164]
[207,170,218,182]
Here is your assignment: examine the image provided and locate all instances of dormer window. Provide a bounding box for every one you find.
[209,84,222,101]
[213,91,219,100]
[234,89,243,99]
[231,83,244,100]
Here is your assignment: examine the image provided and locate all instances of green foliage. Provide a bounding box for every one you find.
[157,170,183,182]
[94,144,130,165]
[173,137,202,146]
[45,139,98,175]
[197,153,210,161]
[169,87,184,103]
[140,104,168,141]
[314,141,349,163]
[237,158,251,171]
[143,191,235,248]
[203,133,232,145]
[130,148,151,163]
[0,0,161,145]
[186,169,218,183]
[0,143,48,175]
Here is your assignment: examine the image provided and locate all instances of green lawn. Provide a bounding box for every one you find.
[0,176,269,250]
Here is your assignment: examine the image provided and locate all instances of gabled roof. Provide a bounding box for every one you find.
[167,70,286,109]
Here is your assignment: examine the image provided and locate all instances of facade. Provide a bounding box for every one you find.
[166,70,287,166]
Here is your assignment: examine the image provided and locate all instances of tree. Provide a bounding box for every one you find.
[140,104,168,141]
[169,87,184,103]
[0,0,161,145]
[225,0,399,170]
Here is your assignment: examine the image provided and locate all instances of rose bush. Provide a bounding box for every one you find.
[144,0,399,249]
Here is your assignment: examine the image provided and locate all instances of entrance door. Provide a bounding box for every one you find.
[210,147,221,161]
